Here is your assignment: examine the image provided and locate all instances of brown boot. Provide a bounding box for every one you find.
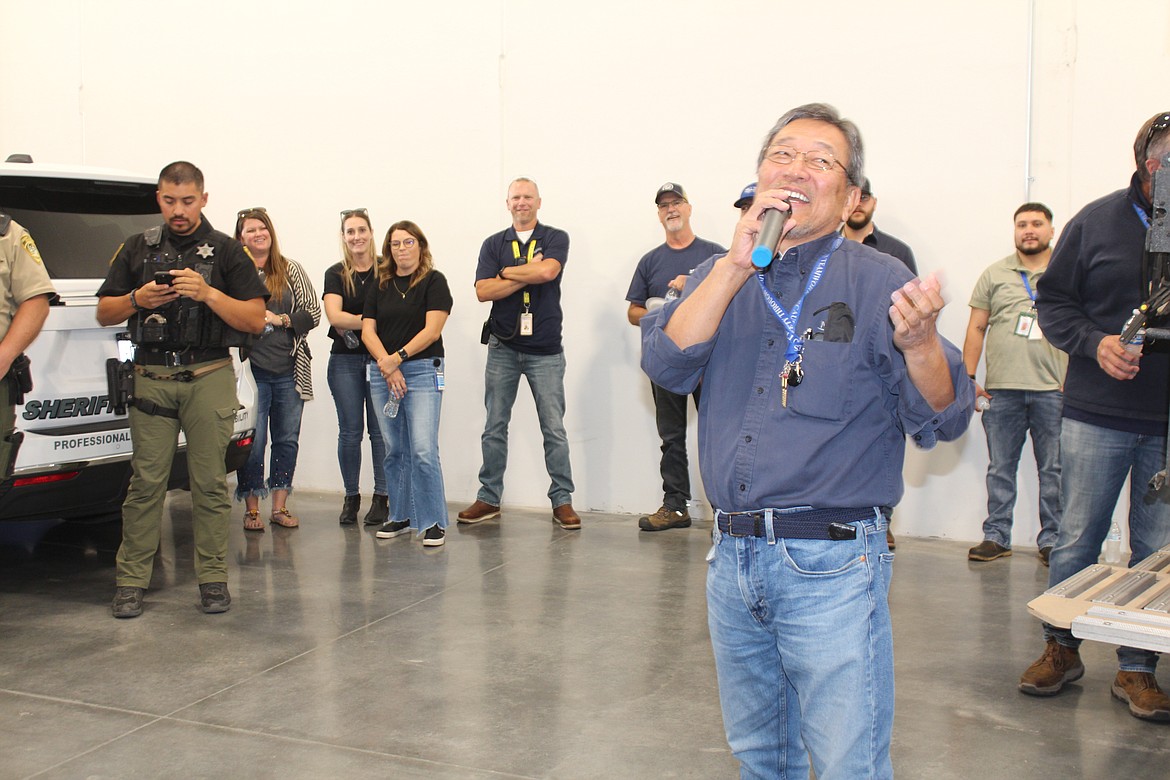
[1019,639,1084,696]
[1112,671,1170,722]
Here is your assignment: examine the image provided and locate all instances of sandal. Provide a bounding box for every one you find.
[270,507,300,528]
[243,509,264,532]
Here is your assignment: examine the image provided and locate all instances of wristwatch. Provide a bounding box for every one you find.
[397,348,408,361]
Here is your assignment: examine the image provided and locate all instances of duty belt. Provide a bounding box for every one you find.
[135,347,230,367]
[134,358,233,384]
[715,507,877,540]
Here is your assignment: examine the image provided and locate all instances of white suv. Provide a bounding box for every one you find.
[0,156,256,522]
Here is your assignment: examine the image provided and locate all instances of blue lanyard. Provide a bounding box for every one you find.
[1018,270,1036,304]
[756,235,842,362]
[1133,202,1152,230]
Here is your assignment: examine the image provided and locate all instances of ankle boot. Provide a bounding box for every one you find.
[363,494,389,526]
[338,495,360,525]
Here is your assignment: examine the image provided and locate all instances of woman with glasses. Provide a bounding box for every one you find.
[233,208,320,530]
[363,221,452,547]
[323,209,390,526]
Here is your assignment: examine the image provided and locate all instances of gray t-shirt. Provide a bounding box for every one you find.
[249,281,295,374]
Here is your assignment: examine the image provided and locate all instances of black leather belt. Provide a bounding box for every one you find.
[716,507,876,540]
[134,348,230,367]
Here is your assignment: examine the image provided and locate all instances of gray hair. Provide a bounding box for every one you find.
[756,103,864,187]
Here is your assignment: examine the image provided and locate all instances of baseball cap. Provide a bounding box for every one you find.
[734,182,757,209]
[860,178,873,197]
[655,182,688,204]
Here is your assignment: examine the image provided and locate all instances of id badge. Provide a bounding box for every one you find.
[1014,311,1036,338]
[520,312,534,336]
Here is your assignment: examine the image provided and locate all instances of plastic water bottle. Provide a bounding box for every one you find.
[1104,520,1123,565]
[342,330,360,349]
[382,392,400,419]
[664,287,680,302]
[262,323,274,336]
[976,397,990,412]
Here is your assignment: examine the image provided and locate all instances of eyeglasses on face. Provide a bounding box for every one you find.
[764,145,845,174]
[657,199,687,211]
[236,206,267,219]
[389,238,417,249]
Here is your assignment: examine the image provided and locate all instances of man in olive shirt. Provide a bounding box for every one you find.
[964,203,1066,565]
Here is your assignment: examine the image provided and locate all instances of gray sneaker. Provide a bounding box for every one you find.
[199,582,232,614]
[111,586,144,619]
[639,505,692,532]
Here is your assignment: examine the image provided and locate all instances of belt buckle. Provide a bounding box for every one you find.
[164,351,182,368]
[726,510,755,538]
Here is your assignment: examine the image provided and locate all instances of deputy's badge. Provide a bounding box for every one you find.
[196,243,215,259]
[20,233,44,265]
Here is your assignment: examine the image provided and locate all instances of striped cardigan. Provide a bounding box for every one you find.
[282,259,320,401]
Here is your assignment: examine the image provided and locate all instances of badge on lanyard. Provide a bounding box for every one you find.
[520,312,534,335]
[1015,270,1044,340]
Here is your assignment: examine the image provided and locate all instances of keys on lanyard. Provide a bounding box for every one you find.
[779,356,804,408]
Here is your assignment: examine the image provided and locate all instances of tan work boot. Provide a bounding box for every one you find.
[1019,639,1084,695]
[1112,671,1170,722]
[638,505,691,532]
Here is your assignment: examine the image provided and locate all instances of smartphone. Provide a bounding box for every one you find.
[154,271,176,286]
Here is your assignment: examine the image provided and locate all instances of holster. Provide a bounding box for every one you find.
[6,353,32,405]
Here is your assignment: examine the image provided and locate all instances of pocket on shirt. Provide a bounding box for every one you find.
[787,340,852,421]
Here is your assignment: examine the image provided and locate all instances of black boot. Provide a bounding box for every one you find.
[338,495,360,525]
[363,494,389,526]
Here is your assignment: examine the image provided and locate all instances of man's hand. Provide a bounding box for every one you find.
[890,274,946,353]
[134,278,180,309]
[974,383,992,412]
[168,268,211,302]
[1097,334,1141,381]
[724,190,794,273]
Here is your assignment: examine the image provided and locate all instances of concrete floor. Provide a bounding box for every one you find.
[1,491,1168,779]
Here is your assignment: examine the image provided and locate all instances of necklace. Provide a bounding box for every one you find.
[354,267,373,286]
[391,276,409,299]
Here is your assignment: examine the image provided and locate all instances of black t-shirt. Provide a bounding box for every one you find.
[322,261,378,356]
[362,270,453,360]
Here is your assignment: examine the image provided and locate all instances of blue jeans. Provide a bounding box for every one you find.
[478,336,574,507]
[980,389,1062,548]
[369,360,448,532]
[235,365,304,500]
[327,353,387,497]
[1045,418,1170,671]
[707,509,894,780]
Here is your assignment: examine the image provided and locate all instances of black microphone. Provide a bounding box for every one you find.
[751,205,791,268]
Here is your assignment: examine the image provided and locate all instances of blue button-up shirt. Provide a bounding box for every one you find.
[641,233,973,512]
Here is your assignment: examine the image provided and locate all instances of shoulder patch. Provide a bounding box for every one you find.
[109,242,125,266]
[20,233,44,265]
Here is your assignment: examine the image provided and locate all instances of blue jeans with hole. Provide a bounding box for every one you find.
[1044,418,1170,671]
[706,509,893,779]
[477,336,574,507]
[235,365,303,500]
[980,389,1063,548]
[369,359,447,532]
[327,353,387,497]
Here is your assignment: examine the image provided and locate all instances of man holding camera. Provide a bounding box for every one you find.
[97,161,267,619]
[0,216,54,478]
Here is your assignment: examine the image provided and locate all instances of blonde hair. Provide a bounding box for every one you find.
[340,210,381,297]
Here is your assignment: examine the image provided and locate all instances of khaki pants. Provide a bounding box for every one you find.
[116,362,238,588]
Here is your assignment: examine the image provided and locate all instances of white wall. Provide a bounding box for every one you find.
[2,0,1166,545]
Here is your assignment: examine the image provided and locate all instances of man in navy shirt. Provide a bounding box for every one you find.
[1020,110,1170,722]
[459,178,580,529]
[842,178,918,274]
[627,183,725,531]
[642,103,972,778]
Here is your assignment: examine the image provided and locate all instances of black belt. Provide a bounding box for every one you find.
[135,348,230,367]
[715,507,876,540]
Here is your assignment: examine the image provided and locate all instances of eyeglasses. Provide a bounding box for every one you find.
[657,199,687,211]
[859,193,873,203]
[340,208,368,219]
[764,145,845,174]
[236,206,267,219]
[389,238,417,249]
[1143,112,1170,160]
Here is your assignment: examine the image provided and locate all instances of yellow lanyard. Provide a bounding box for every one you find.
[512,239,536,308]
